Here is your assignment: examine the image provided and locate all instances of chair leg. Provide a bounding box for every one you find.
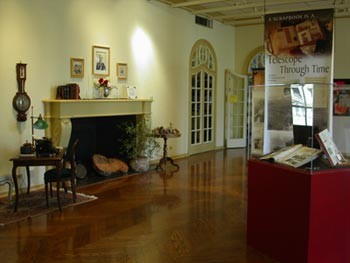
[44,182,49,208]
[50,182,53,197]
[62,181,68,193]
[71,178,76,203]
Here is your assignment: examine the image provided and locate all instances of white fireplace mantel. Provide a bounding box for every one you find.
[43,99,152,147]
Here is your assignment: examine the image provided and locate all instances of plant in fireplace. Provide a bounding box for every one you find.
[116,117,160,172]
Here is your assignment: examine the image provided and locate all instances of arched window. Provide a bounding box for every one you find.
[245,46,265,85]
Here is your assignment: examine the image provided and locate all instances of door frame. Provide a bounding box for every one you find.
[188,39,217,155]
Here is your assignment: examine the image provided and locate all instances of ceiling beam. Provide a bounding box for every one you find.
[193,2,265,14]
[154,0,349,27]
[227,18,264,26]
[214,3,350,21]
[171,0,225,8]
[192,0,331,14]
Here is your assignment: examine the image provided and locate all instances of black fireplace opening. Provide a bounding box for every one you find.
[67,115,136,186]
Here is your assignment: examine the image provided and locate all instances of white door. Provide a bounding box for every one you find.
[225,70,248,148]
[189,40,217,155]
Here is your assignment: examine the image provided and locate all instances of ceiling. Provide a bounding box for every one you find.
[154,0,350,26]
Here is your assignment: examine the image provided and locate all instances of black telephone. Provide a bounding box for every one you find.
[35,137,58,156]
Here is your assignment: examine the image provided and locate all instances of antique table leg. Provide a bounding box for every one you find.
[56,161,63,212]
[156,136,179,171]
[26,166,30,194]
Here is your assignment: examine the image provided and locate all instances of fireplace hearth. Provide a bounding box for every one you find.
[67,115,135,184]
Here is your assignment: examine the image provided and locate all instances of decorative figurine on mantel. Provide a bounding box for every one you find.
[153,123,181,171]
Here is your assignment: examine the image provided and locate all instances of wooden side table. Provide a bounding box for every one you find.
[155,133,180,171]
[10,149,65,212]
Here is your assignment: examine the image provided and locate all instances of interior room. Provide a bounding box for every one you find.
[0,0,349,262]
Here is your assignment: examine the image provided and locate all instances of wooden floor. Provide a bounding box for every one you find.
[0,149,278,263]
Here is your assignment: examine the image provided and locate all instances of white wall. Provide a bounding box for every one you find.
[334,18,350,78]
[333,18,350,154]
[0,0,235,190]
[234,24,264,74]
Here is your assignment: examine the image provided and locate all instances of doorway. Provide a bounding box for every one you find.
[188,40,217,155]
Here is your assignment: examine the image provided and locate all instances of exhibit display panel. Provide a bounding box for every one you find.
[247,83,350,263]
[248,83,332,170]
[247,159,350,263]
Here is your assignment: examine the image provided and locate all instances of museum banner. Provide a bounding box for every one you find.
[265,9,334,84]
[259,9,334,154]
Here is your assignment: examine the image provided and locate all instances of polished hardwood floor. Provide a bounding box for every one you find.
[0,149,278,263]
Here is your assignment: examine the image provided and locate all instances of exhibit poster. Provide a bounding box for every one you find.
[265,9,334,84]
[262,9,334,153]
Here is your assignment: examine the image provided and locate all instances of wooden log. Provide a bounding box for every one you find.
[92,154,129,176]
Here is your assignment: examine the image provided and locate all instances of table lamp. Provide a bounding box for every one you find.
[31,106,48,145]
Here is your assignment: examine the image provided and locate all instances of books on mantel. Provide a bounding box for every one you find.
[56,83,80,99]
[315,128,348,166]
[260,144,323,168]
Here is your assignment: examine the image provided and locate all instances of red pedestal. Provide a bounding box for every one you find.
[247,159,350,263]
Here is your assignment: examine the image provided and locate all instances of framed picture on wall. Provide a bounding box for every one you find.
[92,45,110,76]
[117,63,127,80]
[70,58,84,78]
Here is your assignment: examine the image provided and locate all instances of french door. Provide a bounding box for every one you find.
[189,40,217,155]
[225,70,248,148]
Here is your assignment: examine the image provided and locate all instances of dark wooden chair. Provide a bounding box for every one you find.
[44,139,79,208]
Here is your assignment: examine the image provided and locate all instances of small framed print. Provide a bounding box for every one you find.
[92,45,110,76]
[127,86,137,99]
[117,63,127,80]
[70,58,84,78]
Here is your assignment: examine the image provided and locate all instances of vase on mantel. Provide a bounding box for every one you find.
[93,87,111,98]
[93,87,104,99]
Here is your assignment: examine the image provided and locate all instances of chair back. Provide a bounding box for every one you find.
[68,139,79,173]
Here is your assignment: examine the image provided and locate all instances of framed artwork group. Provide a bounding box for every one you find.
[70,45,128,80]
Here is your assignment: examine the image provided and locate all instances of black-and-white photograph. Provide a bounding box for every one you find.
[251,88,265,155]
[70,58,84,78]
[268,97,293,130]
[92,45,110,76]
[265,86,294,153]
[117,63,127,80]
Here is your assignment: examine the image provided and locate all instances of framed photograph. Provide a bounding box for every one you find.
[117,63,127,80]
[70,58,84,78]
[92,45,110,76]
[127,86,137,99]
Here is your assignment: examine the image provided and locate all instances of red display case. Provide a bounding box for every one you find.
[247,159,350,263]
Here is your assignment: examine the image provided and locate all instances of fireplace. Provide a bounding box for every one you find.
[69,115,135,164]
[43,98,152,147]
[43,99,152,184]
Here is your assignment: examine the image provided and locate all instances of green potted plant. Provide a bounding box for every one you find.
[116,118,160,172]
